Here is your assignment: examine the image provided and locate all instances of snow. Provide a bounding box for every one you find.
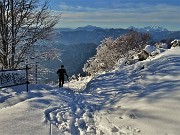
[0,47,180,135]
[144,45,156,54]
[0,70,26,88]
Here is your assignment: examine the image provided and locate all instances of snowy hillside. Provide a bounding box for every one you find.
[0,47,180,135]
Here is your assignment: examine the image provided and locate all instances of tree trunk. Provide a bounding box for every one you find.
[10,0,15,68]
[0,1,8,68]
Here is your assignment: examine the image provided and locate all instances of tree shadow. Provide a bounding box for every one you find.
[81,54,180,110]
[0,84,55,109]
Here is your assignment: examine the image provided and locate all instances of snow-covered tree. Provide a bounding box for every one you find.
[0,0,60,69]
[83,30,150,75]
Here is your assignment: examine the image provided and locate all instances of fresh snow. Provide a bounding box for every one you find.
[0,47,180,135]
[144,45,156,54]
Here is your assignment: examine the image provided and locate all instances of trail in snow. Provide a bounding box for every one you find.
[44,78,143,135]
[44,87,97,135]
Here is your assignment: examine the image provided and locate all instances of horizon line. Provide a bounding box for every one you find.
[54,25,180,31]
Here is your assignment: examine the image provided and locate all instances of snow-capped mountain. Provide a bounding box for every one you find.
[128,26,169,32]
[144,26,168,31]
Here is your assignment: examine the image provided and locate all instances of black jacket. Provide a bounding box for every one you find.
[57,69,68,79]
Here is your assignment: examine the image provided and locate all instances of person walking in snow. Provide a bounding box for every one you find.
[57,65,68,87]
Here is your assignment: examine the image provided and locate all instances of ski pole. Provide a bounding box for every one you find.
[67,76,69,89]
[66,78,69,89]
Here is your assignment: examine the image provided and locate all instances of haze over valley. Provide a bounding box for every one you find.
[43,25,180,82]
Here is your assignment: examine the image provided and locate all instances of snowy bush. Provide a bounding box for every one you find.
[83,31,150,75]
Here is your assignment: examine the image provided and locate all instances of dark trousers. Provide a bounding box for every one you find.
[59,77,64,87]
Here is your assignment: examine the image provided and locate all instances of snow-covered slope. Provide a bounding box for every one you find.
[87,47,180,134]
[0,47,180,135]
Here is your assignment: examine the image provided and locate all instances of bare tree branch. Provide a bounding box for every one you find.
[0,0,60,69]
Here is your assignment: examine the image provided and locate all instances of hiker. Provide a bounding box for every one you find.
[57,65,68,87]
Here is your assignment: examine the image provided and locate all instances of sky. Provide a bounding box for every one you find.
[48,0,180,31]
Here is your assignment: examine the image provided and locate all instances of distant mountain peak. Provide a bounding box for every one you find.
[143,26,168,32]
[128,26,168,32]
[76,25,103,31]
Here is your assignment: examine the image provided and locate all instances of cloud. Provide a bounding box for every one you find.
[58,4,180,21]
[57,2,98,12]
[53,2,180,30]
[58,3,82,11]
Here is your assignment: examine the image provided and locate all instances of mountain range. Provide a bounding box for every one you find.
[60,25,170,32]
[54,25,180,45]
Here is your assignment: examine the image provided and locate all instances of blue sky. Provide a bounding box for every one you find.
[48,0,180,31]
